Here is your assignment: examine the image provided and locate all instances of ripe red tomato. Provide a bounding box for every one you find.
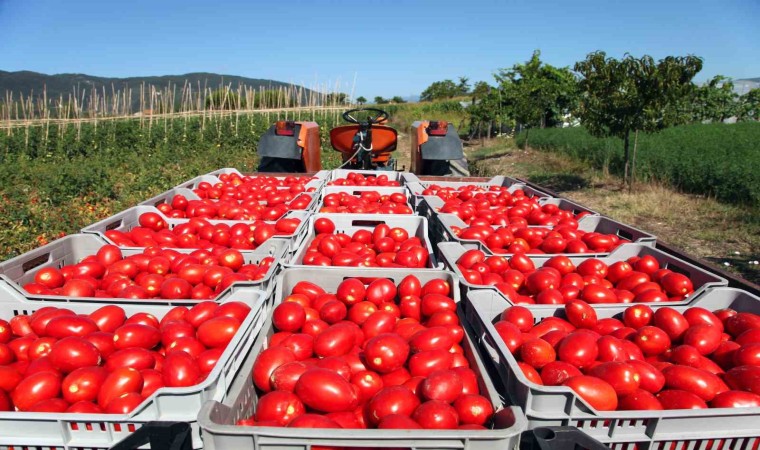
[563,375,618,411]
[255,390,306,426]
[420,370,463,403]
[97,367,143,408]
[197,316,241,348]
[366,386,421,425]
[294,368,358,413]
[453,394,494,426]
[411,400,459,429]
[557,332,598,368]
[48,337,101,373]
[162,351,201,387]
[363,333,410,374]
[11,371,62,411]
[618,389,663,410]
[520,338,556,369]
[252,346,297,392]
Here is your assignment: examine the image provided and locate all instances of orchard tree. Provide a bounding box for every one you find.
[497,50,578,147]
[374,96,389,104]
[420,79,460,101]
[457,76,471,95]
[738,88,760,121]
[356,96,367,105]
[471,81,492,104]
[391,96,406,104]
[574,51,703,188]
[684,76,737,123]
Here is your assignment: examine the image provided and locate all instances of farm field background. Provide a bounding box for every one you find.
[0,101,757,284]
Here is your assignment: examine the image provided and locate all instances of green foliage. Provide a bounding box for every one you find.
[574,51,703,185]
[738,88,760,121]
[253,90,295,108]
[325,93,348,105]
[374,96,389,104]
[356,96,367,105]
[205,89,247,109]
[517,123,760,206]
[677,76,738,123]
[497,50,579,131]
[391,96,406,104]
[420,79,461,101]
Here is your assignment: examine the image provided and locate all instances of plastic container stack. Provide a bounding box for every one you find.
[0,167,755,450]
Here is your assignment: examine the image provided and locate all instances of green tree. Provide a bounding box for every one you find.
[457,76,471,95]
[356,96,367,105]
[325,92,348,105]
[471,81,492,104]
[682,76,737,123]
[374,96,389,104]
[497,50,579,145]
[738,88,760,122]
[205,89,246,110]
[391,96,406,104]
[252,90,294,108]
[420,80,460,101]
[574,51,703,188]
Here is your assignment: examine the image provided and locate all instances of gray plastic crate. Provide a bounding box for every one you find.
[435,213,656,257]
[0,234,287,305]
[0,285,267,449]
[286,213,439,269]
[176,170,325,192]
[538,197,599,216]
[198,268,526,450]
[318,185,414,211]
[465,286,760,448]
[327,168,407,184]
[438,241,727,306]
[406,175,525,196]
[82,205,311,254]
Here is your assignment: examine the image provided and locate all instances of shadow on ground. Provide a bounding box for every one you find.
[528,173,590,192]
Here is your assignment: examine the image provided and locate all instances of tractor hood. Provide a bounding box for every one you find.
[420,125,464,160]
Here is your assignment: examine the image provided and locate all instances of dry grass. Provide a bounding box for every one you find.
[468,138,760,284]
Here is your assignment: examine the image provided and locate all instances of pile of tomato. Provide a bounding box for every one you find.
[300,218,430,268]
[154,191,314,221]
[318,191,413,214]
[0,300,250,413]
[22,244,275,300]
[448,223,627,255]
[456,250,696,304]
[427,185,591,227]
[327,173,402,187]
[240,276,499,430]
[103,211,301,250]
[493,300,760,411]
[194,173,320,197]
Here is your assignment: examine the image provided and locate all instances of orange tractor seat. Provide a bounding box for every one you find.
[330,125,398,164]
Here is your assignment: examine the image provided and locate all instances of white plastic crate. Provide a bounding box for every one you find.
[327,168,406,184]
[317,185,415,214]
[138,187,202,208]
[197,267,526,450]
[406,175,526,196]
[82,205,311,254]
[286,213,439,269]
[434,213,656,257]
[0,285,267,449]
[0,234,287,305]
[437,241,727,306]
[465,286,760,448]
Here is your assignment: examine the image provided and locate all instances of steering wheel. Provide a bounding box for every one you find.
[342,108,389,125]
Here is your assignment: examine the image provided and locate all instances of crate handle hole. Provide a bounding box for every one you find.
[350,220,387,227]
[22,254,51,273]
[617,229,634,241]
[105,219,124,231]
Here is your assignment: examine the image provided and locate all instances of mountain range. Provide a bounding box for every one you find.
[0,70,317,110]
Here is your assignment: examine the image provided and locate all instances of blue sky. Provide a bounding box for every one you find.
[0,0,758,99]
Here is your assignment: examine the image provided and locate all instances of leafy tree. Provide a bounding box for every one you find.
[420,79,460,101]
[496,50,578,145]
[682,76,737,123]
[391,96,406,104]
[374,96,389,104]
[457,77,471,95]
[205,89,246,110]
[471,81,492,103]
[252,90,294,108]
[356,96,367,105]
[325,92,348,105]
[574,51,703,188]
[738,88,760,122]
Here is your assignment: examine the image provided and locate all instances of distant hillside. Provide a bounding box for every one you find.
[733,78,760,95]
[0,70,317,110]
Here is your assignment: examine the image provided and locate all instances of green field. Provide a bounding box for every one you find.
[0,111,344,259]
[516,123,760,207]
